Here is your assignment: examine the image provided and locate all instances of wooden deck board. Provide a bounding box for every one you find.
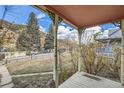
[59,72,124,88]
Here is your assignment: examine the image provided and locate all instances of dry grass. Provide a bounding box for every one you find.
[6,52,75,87]
[12,74,54,88]
[5,50,121,87]
[6,59,53,75]
[6,52,73,75]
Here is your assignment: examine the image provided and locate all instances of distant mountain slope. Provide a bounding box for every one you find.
[0,20,46,50]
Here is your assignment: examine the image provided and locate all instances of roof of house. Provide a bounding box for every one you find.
[109,29,122,39]
[37,5,124,29]
[96,29,122,41]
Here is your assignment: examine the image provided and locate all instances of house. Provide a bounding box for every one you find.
[37,5,124,87]
[96,28,122,53]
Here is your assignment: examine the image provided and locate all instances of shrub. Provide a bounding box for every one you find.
[59,68,73,84]
[68,48,79,72]
[58,41,79,84]
[107,42,121,79]
[81,42,106,75]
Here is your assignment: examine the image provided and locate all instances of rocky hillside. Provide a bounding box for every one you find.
[0,20,45,51]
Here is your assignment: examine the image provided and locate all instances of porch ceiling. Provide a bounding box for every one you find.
[37,5,124,29]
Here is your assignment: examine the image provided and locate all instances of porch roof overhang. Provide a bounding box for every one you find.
[36,5,124,29]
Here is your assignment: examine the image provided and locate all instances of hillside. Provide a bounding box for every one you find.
[0,20,45,51]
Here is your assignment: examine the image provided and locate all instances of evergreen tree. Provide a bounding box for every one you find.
[17,12,41,54]
[44,23,54,50]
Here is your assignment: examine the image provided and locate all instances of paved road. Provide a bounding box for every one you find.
[0,53,54,65]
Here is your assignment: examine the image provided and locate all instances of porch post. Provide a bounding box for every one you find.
[121,20,124,85]
[53,14,59,87]
[78,29,83,72]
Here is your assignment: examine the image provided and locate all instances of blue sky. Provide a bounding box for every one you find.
[0,5,118,33]
[0,5,52,32]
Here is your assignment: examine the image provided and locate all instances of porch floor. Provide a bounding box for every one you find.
[59,72,124,88]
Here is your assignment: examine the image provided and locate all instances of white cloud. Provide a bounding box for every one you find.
[57,25,78,41]
[37,13,46,19]
[85,26,102,35]
[86,26,101,31]
[103,30,109,36]
[39,26,46,33]
[22,23,26,25]
[58,25,69,35]
[83,26,102,39]
[57,25,115,44]
[60,22,66,26]
[82,26,102,44]
[57,24,120,44]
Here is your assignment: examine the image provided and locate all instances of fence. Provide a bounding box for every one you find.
[0,53,53,65]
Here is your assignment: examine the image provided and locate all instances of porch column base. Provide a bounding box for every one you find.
[121,73,124,84]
